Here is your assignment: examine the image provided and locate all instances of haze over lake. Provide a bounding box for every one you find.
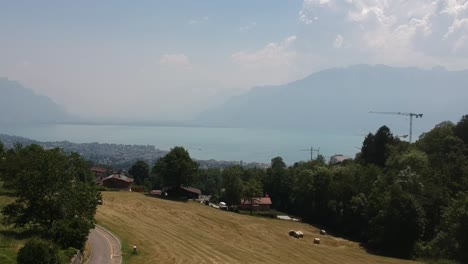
[0,124,362,164]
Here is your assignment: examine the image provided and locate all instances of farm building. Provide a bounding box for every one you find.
[164,186,201,199]
[100,174,134,191]
[239,196,272,211]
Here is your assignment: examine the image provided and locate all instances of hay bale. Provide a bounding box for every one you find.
[288,230,303,238]
[320,229,327,235]
[313,238,321,244]
[297,231,304,238]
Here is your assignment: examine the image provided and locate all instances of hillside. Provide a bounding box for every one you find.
[0,78,71,124]
[96,192,420,264]
[197,65,468,133]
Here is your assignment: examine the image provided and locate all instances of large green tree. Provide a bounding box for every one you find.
[265,156,293,210]
[1,145,99,232]
[129,160,150,186]
[360,126,396,167]
[242,178,263,215]
[221,166,243,206]
[152,146,198,189]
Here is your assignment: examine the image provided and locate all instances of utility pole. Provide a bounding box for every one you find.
[300,146,320,161]
[369,111,423,143]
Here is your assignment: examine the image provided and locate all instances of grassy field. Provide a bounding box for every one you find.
[96,192,422,264]
[0,188,23,264]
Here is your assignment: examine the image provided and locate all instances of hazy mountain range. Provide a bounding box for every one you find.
[197,64,468,133]
[1,65,467,135]
[0,78,72,124]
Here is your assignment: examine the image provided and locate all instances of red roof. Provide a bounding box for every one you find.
[241,197,272,205]
[91,167,107,173]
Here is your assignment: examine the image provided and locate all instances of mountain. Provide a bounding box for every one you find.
[197,65,468,133]
[0,78,72,124]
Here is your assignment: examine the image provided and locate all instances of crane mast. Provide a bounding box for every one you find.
[369,111,423,143]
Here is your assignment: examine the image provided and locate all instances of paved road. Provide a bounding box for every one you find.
[87,225,122,264]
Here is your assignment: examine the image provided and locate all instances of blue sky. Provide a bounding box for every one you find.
[1,0,467,120]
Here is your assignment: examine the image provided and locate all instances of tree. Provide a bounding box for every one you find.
[360,126,396,167]
[48,218,93,250]
[17,238,59,264]
[242,178,263,215]
[129,160,150,186]
[265,157,293,210]
[221,166,243,206]
[316,154,326,164]
[368,184,425,258]
[1,145,99,235]
[454,114,468,145]
[430,192,468,263]
[152,147,198,189]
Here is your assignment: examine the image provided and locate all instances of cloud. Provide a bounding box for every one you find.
[239,22,257,32]
[159,54,191,67]
[188,16,209,25]
[333,34,344,48]
[231,36,297,68]
[299,0,468,58]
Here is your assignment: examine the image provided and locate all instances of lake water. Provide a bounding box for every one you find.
[0,124,363,164]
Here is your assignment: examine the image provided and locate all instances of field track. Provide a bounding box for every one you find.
[96,192,421,264]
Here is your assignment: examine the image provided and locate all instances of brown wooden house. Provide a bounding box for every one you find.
[100,174,134,191]
[239,196,272,211]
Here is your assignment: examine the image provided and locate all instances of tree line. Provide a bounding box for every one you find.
[131,115,468,263]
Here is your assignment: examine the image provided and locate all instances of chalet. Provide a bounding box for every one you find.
[100,174,134,191]
[239,196,272,211]
[91,166,107,178]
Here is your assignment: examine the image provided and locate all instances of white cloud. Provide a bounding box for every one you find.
[299,0,468,58]
[229,36,304,86]
[159,54,191,67]
[188,16,209,25]
[334,34,344,48]
[231,36,297,68]
[239,22,257,32]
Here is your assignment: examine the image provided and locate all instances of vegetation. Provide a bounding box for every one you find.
[96,191,420,264]
[128,160,150,186]
[152,146,198,189]
[0,144,100,262]
[184,114,468,263]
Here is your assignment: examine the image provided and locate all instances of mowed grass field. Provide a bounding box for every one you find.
[96,192,421,264]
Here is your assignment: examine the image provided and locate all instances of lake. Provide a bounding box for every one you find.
[0,124,363,164]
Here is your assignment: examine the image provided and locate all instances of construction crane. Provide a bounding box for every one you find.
[300,146,320,161]
[369,111,423,143]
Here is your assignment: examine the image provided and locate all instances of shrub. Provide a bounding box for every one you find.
[48,218,93,250]
[17,238,59,264]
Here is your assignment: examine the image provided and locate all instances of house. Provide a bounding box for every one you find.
[100,174,134,191]
[329,154,350,165]
[91,166,107,178]
[239,196,272,211]
[164,186,201,199]
[149,190,162,196]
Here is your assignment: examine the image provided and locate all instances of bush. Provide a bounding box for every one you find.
[57,247,79,263]
[17,238,59,264]
[48,218,93,250]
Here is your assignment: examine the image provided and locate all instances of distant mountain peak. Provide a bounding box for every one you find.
[0,78,72,124]
[197,64,468,132]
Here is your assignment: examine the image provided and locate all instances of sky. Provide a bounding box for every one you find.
[1,0,467,121]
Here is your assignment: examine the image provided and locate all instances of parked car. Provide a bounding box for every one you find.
[219,202,228,210]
